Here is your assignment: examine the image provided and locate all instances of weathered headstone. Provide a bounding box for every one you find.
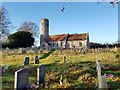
[24,57,30,67]
[37,65,45,86]
[14,68,29,90]
[29,48,33,53]
[34,56,39,64]
[40,49,43,54]
[22,48,27,54]
[5,47,9,54]
[99,74,107,88]
[114,46,117,51]
[4,65,8,70]
[34,49,38,55]
[14,49,18,55]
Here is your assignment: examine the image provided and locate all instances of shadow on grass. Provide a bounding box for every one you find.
[40,49,55,59]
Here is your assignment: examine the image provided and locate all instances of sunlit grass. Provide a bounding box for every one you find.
[1,48,120,89]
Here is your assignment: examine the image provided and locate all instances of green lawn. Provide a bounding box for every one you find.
[1,48,120,89]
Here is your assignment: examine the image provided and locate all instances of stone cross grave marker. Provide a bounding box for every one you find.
[14,68,29,90]
[24,57,30,67]
[37,65,45,86]
[34,56,39,64]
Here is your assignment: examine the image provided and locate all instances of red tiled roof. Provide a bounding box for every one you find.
[68,33,87,41]
[45,34,67,42]
[45,33,88,42]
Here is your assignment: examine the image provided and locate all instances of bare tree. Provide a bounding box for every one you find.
[0,6,13,39]
[17,21,39,39]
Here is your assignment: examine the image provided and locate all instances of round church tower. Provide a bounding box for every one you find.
[40,18,49,38]
[40,18,49,48]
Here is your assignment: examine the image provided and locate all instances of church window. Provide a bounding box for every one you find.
[53,43,54,47]
[79,42,82,46]
[57,43,58,47]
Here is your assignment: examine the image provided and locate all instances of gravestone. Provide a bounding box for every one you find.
[40,49,43,54]
[37,65,45,86]
[114,46,117,51]
[22,48,27,54]
[99,74,107,88]
[5,47,9,54]
[4,65,8,70]
[34,56,39,64]
[14,49,18,55]
[34,49,38,55]
[63,55,66,64]
[96,60,107,88]
[24,57,30,67]
[14,68,29,90]
[29,48,33,53]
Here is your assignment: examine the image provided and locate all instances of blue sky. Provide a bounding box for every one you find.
[2,2,118,45]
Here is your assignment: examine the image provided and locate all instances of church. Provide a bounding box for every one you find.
[40,18,90,50]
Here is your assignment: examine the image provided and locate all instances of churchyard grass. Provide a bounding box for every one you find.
[1,48,120,89]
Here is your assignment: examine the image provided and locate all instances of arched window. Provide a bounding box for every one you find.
[53,43,54,47]
[79,42,82,46]
[57,43,58,47]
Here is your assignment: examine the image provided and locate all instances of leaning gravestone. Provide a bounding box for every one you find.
[14,68,29,90]
[24,57,30,67]
[37,65,45,86]
[34,56,39,64]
